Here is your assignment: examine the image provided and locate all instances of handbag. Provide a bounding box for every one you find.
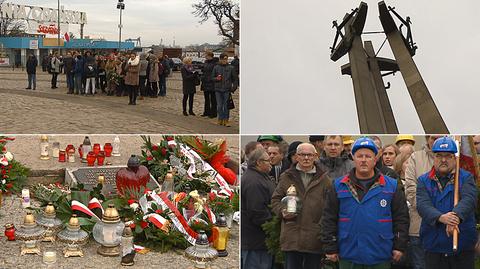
[227,93,235,110]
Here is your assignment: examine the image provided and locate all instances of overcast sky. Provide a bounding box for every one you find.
[242,0,480,134]
[8,0,222,46]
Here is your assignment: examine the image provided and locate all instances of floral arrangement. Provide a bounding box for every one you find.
[0,136,28,194]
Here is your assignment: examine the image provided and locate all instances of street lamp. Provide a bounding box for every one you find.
[117,0,125,52]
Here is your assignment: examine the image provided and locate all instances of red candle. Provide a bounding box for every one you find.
[59,150,66,162]
[65,144,75,154]
[93,143,101,155]
[78,144,83,159]
[104,143,113,157]
[87,151,96,166]
[4,223,15,241]
[97,151,105,166]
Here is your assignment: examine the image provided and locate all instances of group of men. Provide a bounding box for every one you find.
[241,135,479,269]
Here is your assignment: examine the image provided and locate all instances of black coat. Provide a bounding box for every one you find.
[211,63,238,93]
[200,58,217,92]
[181,65,197,94]
[26,56,37,74]
[241,167,276,250]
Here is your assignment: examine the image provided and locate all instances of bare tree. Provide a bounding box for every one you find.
[0,0,27,37]
[192,0,239,46]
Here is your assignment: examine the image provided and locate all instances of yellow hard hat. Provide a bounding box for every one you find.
[395,135,415,145]
[343,135,355,145]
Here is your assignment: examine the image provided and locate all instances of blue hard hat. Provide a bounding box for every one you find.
[432,136,457,154]
[351,137,378,155]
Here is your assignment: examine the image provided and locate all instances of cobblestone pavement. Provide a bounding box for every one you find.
[0,134,240,268]
[0,68,239,134]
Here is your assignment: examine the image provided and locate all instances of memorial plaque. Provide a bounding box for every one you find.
[65,166,160,197]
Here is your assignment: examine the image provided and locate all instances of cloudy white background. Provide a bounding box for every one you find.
[241,0,480,134]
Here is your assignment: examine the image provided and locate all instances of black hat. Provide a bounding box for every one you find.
[309,136,325,142]
[288,141,303,157]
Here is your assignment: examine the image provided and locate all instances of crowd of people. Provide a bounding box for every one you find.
[25,51,239,125]
[241,135,480,269]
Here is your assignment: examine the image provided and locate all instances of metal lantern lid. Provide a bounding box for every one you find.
[127,155,140,169]
[287,184,297,196]
[103,204,121,223]
[40,135,48,142]
[215,213,227,228]
[16,212,46,241]
[36,203,63,230]
[57,215,89,245]
[83,136,91,146]
[185,230,218,262]
[122,225,133,238]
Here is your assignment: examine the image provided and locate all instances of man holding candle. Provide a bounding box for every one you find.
[416,136,477,269]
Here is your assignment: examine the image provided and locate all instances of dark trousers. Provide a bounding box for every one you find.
[182,93,194,113]
[241,250,273,269]
[126,85,138,104]
[149,82,158,97]
[203,91,217,117]
[284,251,322,269]
[139,76,147,96]
[158,75,167,96]
[27,73,36,89]
[51,73,58,87]
[66,72,74,92]
[425,250,474,269]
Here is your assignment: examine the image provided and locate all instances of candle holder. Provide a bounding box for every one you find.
[15,212,46,255]
[185,230,218,269]
[212,213,230,257]
[281,184,302,215]
[59,150,66,162]
[104,143,113,157]
[4,223,15,241]
[57,215,89,257]
[36,202,63,242]
[92,204,124,256]
[67,148,75,163]
[52,142,60,158]
[121,224,135,266]
[93,143,101,155]
[40,135,50,160]
[81,136,92,163]
[42,248,57,265]
[87,151,96,167]
[112,136,121,157]
[97,151,105,166]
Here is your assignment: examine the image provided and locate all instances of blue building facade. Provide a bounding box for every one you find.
[0,37,134,67]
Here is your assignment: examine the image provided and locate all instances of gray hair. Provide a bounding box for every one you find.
[296,142,317,154]
[247,148,267,168]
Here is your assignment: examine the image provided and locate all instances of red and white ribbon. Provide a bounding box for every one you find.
[71,200,100,221]
[87,198,104,215]
[157,192,197,245]
[204,203,216,224]
[0,156,7,166]
[134,244,145,252]
[167,140,177,147]
[144,213,169,231]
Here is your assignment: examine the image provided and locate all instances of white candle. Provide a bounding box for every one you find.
[21,189,30,208]
[43,250,57,264]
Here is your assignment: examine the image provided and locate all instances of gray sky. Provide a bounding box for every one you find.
[242,0,480,134]
[8,0,222,46]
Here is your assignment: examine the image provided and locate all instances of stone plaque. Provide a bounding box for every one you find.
[65,166,160,197]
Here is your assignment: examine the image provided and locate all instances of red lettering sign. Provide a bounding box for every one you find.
[37,24,59,35]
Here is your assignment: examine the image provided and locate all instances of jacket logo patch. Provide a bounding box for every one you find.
[380,199,387,207]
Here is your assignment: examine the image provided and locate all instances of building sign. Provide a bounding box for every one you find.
[29,40,38,49]
[37,24,59,35]
[0,3,87,24]
[43,38,64,47]
[0,58,9,66]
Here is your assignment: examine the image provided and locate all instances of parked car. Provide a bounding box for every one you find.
[191,57,205,74]
[170,58,183,71]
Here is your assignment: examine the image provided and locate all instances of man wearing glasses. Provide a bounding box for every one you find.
[271,143,332,269]
[416,136,477,269]
[321,137,409,269]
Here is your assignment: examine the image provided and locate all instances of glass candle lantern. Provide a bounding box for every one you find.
[93,143,101,155]
[185,230,218,268]
[212,213,230,257]
[81,136,92,163]
[15,212,46,255]
[115,155,150,196]
[65,144,74,154]
[57,215,89,257]
[36,202,63,242]
[97,151,105,166]
[104,143,113,157]
[92,204,124,256]
[87,151,96,167]
[281,184,301,214]
[40,135,50,160]
[42,248,57,265]
[112,136,121,157]
[121,224,135,266]
[52,142,60,158]
[4,223,15,241]
[58,150,66,162]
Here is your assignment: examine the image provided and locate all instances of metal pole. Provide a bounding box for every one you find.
[57,0,60,55]
[118,8,122,51]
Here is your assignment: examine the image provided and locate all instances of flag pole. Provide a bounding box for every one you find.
[453,136,461,252]
[467,136,480,186]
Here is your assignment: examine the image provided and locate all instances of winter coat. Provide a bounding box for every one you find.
[50,56,61,74]
[201,58,217,92]
[417,168,477,254]
[269,158,291,184]
[84,55,97,78]
[241,167,276,250]
[26,56,37,74]
[63,55,74,74]
[321,169,409,264]
[139,54,148,77]
[181,65,197,95]
[73,56,85,75]
[124,57,140,86]
[404,145,434,236]
[211,63,238,93]
[271,162,332,254]
[319,151,354,181]
[161,58,171,76]
[148,56,159,83]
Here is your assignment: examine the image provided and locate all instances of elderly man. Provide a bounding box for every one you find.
[416,136,477,269]
[268,144,290,184]
[319,135,354,180]
[271,143,332,269]
[257,135,283,151]
[404,135,442,269]
[321,137,409,269]
[241,148,276,269]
